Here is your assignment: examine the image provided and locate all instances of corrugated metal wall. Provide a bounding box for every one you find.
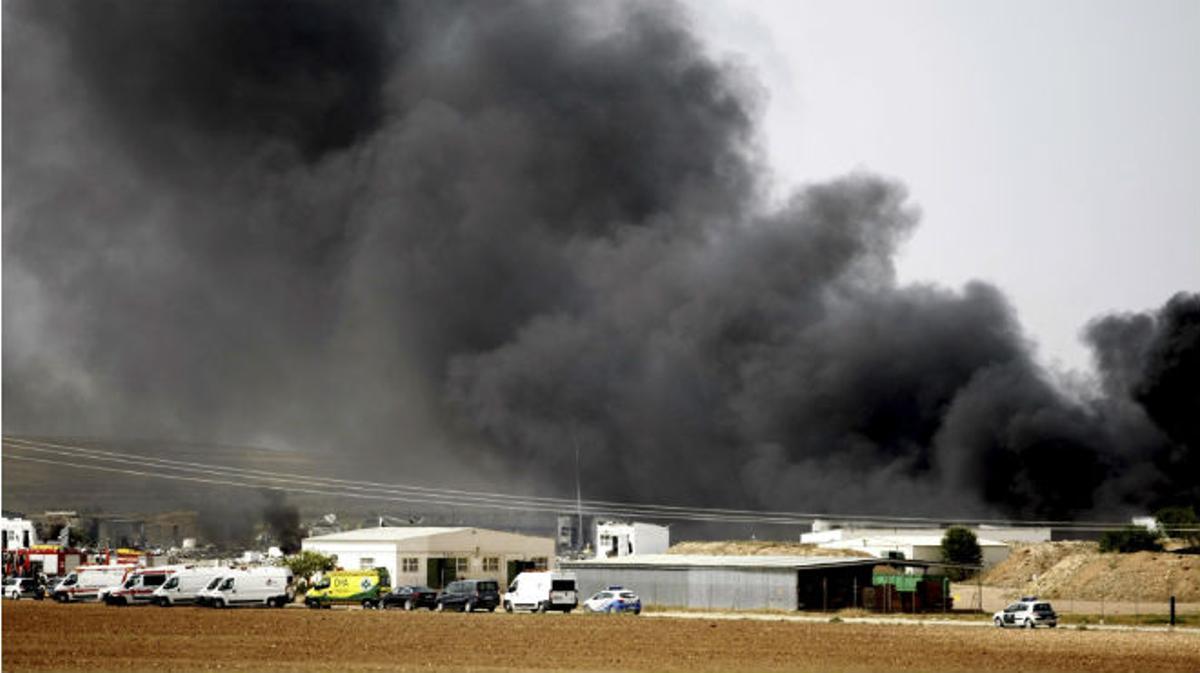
[573,566,797,610]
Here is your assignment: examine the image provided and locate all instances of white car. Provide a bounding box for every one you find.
[582,586,641,614]
[3,577,45,600]
[993,598,1057,628]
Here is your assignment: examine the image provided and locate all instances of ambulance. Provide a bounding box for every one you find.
[52,564,136,602]
[305,568,391,609]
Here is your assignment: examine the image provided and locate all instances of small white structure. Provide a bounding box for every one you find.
[1,517,38,550]
[594,521,669,559]
[302,527,555,588]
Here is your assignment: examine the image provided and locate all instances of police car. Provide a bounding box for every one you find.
[993,597,1057,628]
[583,586,641,614]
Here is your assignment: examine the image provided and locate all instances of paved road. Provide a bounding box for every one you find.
[646,609,1200,634]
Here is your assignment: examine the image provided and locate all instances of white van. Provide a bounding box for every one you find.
[103,566,185,605]
[194,574,228,607]
[205,567,293,608]
[52,564,135,602]
[151,566,227,606]
[502,571,578,613]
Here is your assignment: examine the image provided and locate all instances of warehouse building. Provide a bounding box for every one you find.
[301,527,554,588]
[562,554,943,612]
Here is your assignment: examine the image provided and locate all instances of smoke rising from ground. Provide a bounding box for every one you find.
[3,0,1196,521]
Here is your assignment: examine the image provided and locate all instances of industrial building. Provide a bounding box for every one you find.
[562,554,946,612]
[801,527,1012,567]
[301,527,555,589]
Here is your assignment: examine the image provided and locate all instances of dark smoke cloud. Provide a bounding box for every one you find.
[4,0,1197,522]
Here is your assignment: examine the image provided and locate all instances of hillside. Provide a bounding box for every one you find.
[982,541,1200,601]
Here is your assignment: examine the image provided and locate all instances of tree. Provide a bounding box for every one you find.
[1099,527,1163,553]
[1154,506,1200,546]
[281,551,336,586]
[940,527,982,580]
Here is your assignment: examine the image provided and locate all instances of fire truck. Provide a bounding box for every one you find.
[2,545,87,578]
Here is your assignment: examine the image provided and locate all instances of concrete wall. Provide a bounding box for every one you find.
[572,566,797,611]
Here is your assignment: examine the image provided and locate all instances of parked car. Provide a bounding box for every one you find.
[583,586,641,614]
[435,579,500,612]
[3,577,45,600]
[382,585,439,611]
[993,597,1057,628]
[503,571,578,613]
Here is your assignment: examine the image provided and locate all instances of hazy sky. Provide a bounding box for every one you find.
[690,0,1200,372]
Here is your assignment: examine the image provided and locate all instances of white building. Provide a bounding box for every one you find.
[804,531,1010,568]
[594,521,669,559]
[804,523,1049,546]
[301,527,555,588]
[1,517,38,551]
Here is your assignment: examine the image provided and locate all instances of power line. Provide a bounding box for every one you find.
[3,435,1181,531]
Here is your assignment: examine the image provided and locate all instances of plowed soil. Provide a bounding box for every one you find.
[3,602,1199,673]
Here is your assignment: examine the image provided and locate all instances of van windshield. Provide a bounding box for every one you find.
[162,577,179,590]
[123,577,140,589]
[205,577,223,590]
[62,574,78,586]
[218,578,235,591]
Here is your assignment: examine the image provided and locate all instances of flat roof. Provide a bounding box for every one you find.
[303,526,468,543]
[562,554,931,570]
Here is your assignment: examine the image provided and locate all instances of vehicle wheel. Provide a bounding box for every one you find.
[306,600,319,609]
[404,599,414,611]
[1048,623,1057,629]
[994,617,1003,628]
[535,601,547,614]
[564,608,573,614]
[362,599,373,610]
[504,601,513,613]
[487,606,495,612]
[1024,618,1034,629]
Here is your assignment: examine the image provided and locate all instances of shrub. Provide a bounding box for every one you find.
[1154,506,1200,546]
[1098,527,1163,553]
[940,527,982,580]
[282,550,336,584]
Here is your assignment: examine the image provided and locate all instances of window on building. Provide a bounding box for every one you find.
[482,557,500,572]
[532,557,548,570]
[402,557,419,573]
[454,558,470,574]
[360,557,375,570]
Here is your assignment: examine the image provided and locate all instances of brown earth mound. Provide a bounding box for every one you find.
[668,540,872,557]
[984,542,1200,601]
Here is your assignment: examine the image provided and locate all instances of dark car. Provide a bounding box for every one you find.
[435,579,500,612]
[382,585,439,611]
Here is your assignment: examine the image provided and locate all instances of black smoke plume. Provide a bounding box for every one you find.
[3,0,1196,522]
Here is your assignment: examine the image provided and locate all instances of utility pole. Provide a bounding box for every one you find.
[574,439,583,553]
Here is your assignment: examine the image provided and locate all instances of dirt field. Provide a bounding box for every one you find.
[4,602,1200,673]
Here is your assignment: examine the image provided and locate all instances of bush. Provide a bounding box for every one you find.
[1154,506,1200,545]
[1098,527,1163,553]
[281,550,336,584]
[940,527,982,580]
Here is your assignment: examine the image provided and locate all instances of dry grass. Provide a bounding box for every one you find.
[667,540,872,557]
